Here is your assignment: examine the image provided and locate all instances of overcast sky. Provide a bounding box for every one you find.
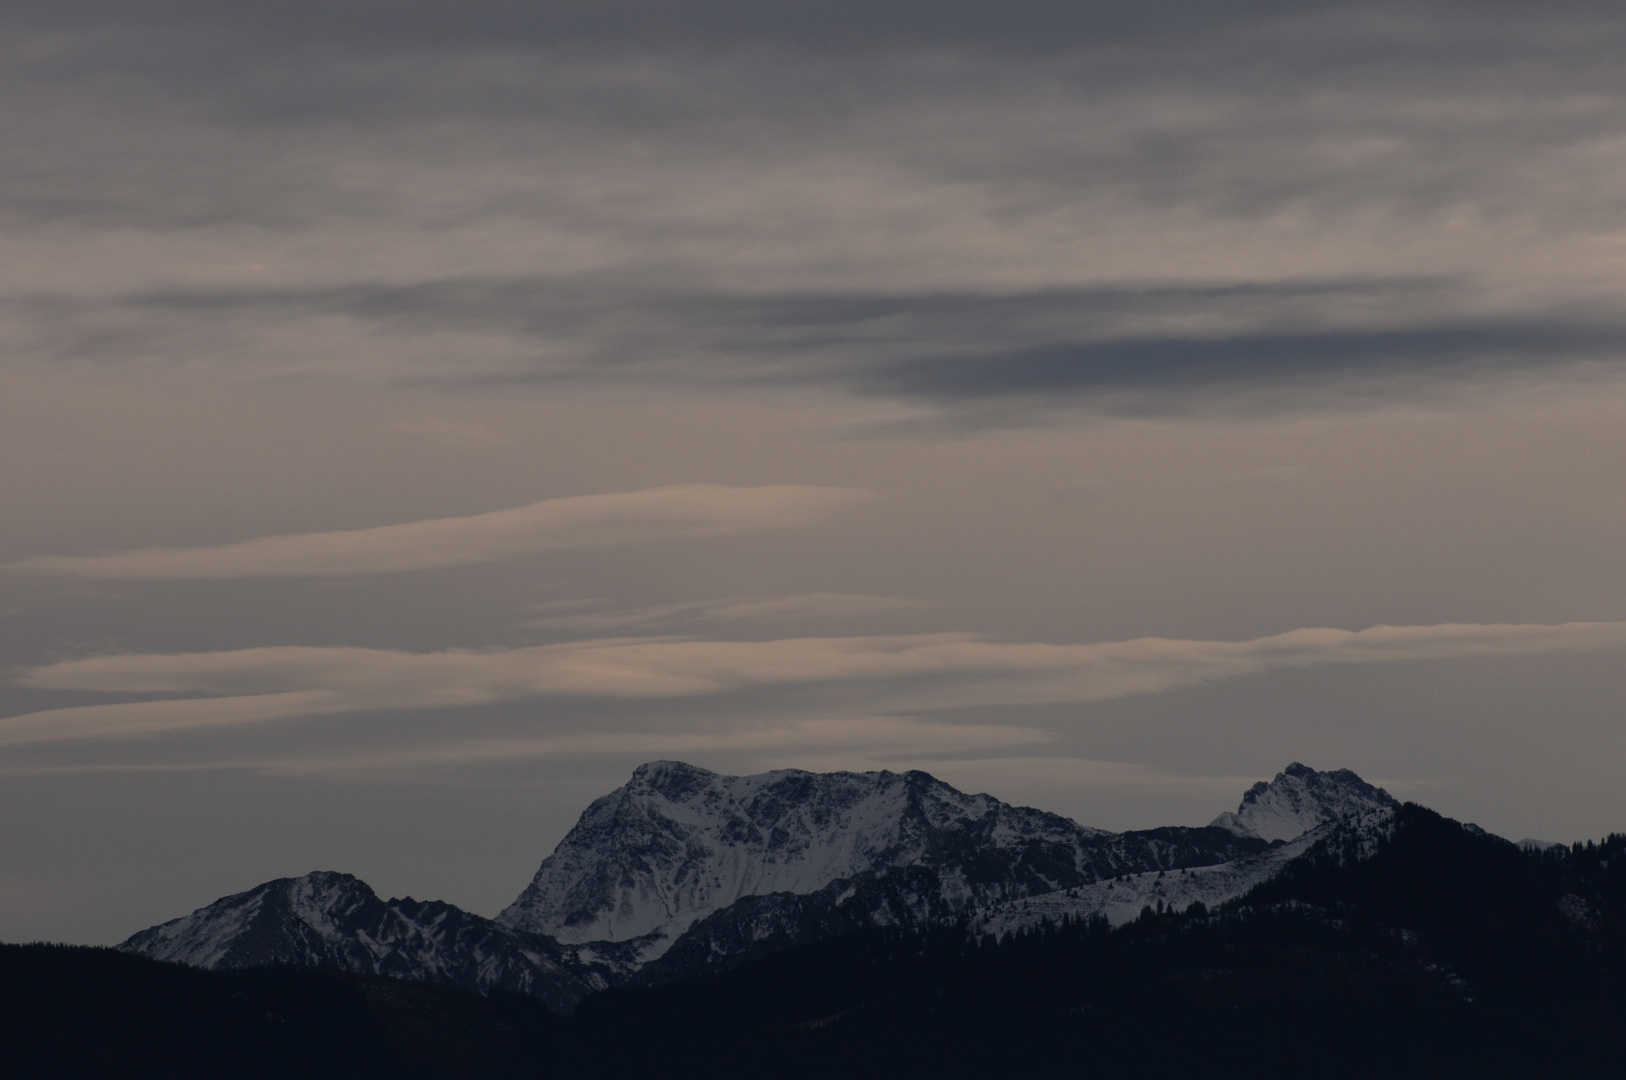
[5,1,1626,945]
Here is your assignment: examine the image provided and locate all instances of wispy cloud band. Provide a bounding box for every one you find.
[7,484,871,580]
[8,620,1625,746]
[42,278,1626,415]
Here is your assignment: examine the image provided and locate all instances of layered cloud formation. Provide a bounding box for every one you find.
[10,621,1626,749]
[5,1,1626,944]
[6,2,1626,419]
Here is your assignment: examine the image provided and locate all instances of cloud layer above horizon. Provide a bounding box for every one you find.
[8,484,870,579]
[6,1,1626,945]
[10,620,1625,751]
[7,2,1626,419]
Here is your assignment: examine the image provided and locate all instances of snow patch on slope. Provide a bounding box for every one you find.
[976,803,1398,936]
[123,871,374,969]
[974,827,1326,933]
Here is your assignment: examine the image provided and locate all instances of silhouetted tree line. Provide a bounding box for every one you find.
[4,804,1623,1078]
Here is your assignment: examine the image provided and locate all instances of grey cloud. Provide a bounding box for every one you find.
[6,3,1626,420]
[865,324,1626,411]
[523,594,929,635]
[9,0,1626,951]
[9,4,1626,230]
[121,275,1458,336]
[8,485,870,580]
[1224,466,1308,487]
[0,3,1426,61]
[7,2,1619,63]
[41,277,1625,414]
[253,718,1052,777]
[12,621,1626,746]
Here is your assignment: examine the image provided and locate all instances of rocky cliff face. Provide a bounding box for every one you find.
[498,761,1116,953]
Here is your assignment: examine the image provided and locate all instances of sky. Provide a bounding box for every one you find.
[4,0,1626,945]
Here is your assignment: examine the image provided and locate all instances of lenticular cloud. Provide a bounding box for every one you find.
[7,484,872,580]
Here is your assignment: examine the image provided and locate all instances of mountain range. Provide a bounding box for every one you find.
[8,760,1623,1076]
[121,760,1400,1005]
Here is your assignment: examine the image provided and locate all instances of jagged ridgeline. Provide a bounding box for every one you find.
[7,768,1623,1079]
[120,760,1397,1005]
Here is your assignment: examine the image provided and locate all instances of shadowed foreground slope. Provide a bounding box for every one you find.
[6,805,1624,1079]
[0,944,582,1080]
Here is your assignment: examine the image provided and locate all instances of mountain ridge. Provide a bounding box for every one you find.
[119,760,1404,1007]
[118,869,599,1012]
[31,805,1622,1077]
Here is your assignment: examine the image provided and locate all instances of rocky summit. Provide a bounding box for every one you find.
[1210,762,1398,842]
[117,870,596,1013]
[500,762,1238,954]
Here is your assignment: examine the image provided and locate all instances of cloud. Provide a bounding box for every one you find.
[7,5,1626,420]
[523,593,928,634]
[862,324,1626,413]
[6,2,1614,68]
[0,716,1050,775]
[898,756,1259,800]
[16,275,1626,423]
[0,693,343,746]
[262,716,1051,776]
[85,278,1621,413]
[7,484,871,580]
[1224,465,1307,487]
[9,620,1626,745]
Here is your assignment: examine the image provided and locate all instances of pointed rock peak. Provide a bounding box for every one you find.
[900,768,944,787]
[290,870,366,889]
[631,759,714,780]
[1211,763,1398,843]
[261,870,379,906]
[627,760,722,798]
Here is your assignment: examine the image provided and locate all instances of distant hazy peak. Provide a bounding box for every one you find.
[1210,762,1398,843]
[1518,837,1565,852]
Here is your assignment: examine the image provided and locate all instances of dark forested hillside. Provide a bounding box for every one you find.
[576,805,1626,1078]
[6,805,1624,1079]
[0,944,582,1079]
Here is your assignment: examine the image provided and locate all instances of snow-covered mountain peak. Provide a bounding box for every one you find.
[626,759,717,797]
[120,869,597,1010]
[121,871,375,970]
[1210,762,1398,842]
[121,760,1395,1008]
[496,761,1106,953]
